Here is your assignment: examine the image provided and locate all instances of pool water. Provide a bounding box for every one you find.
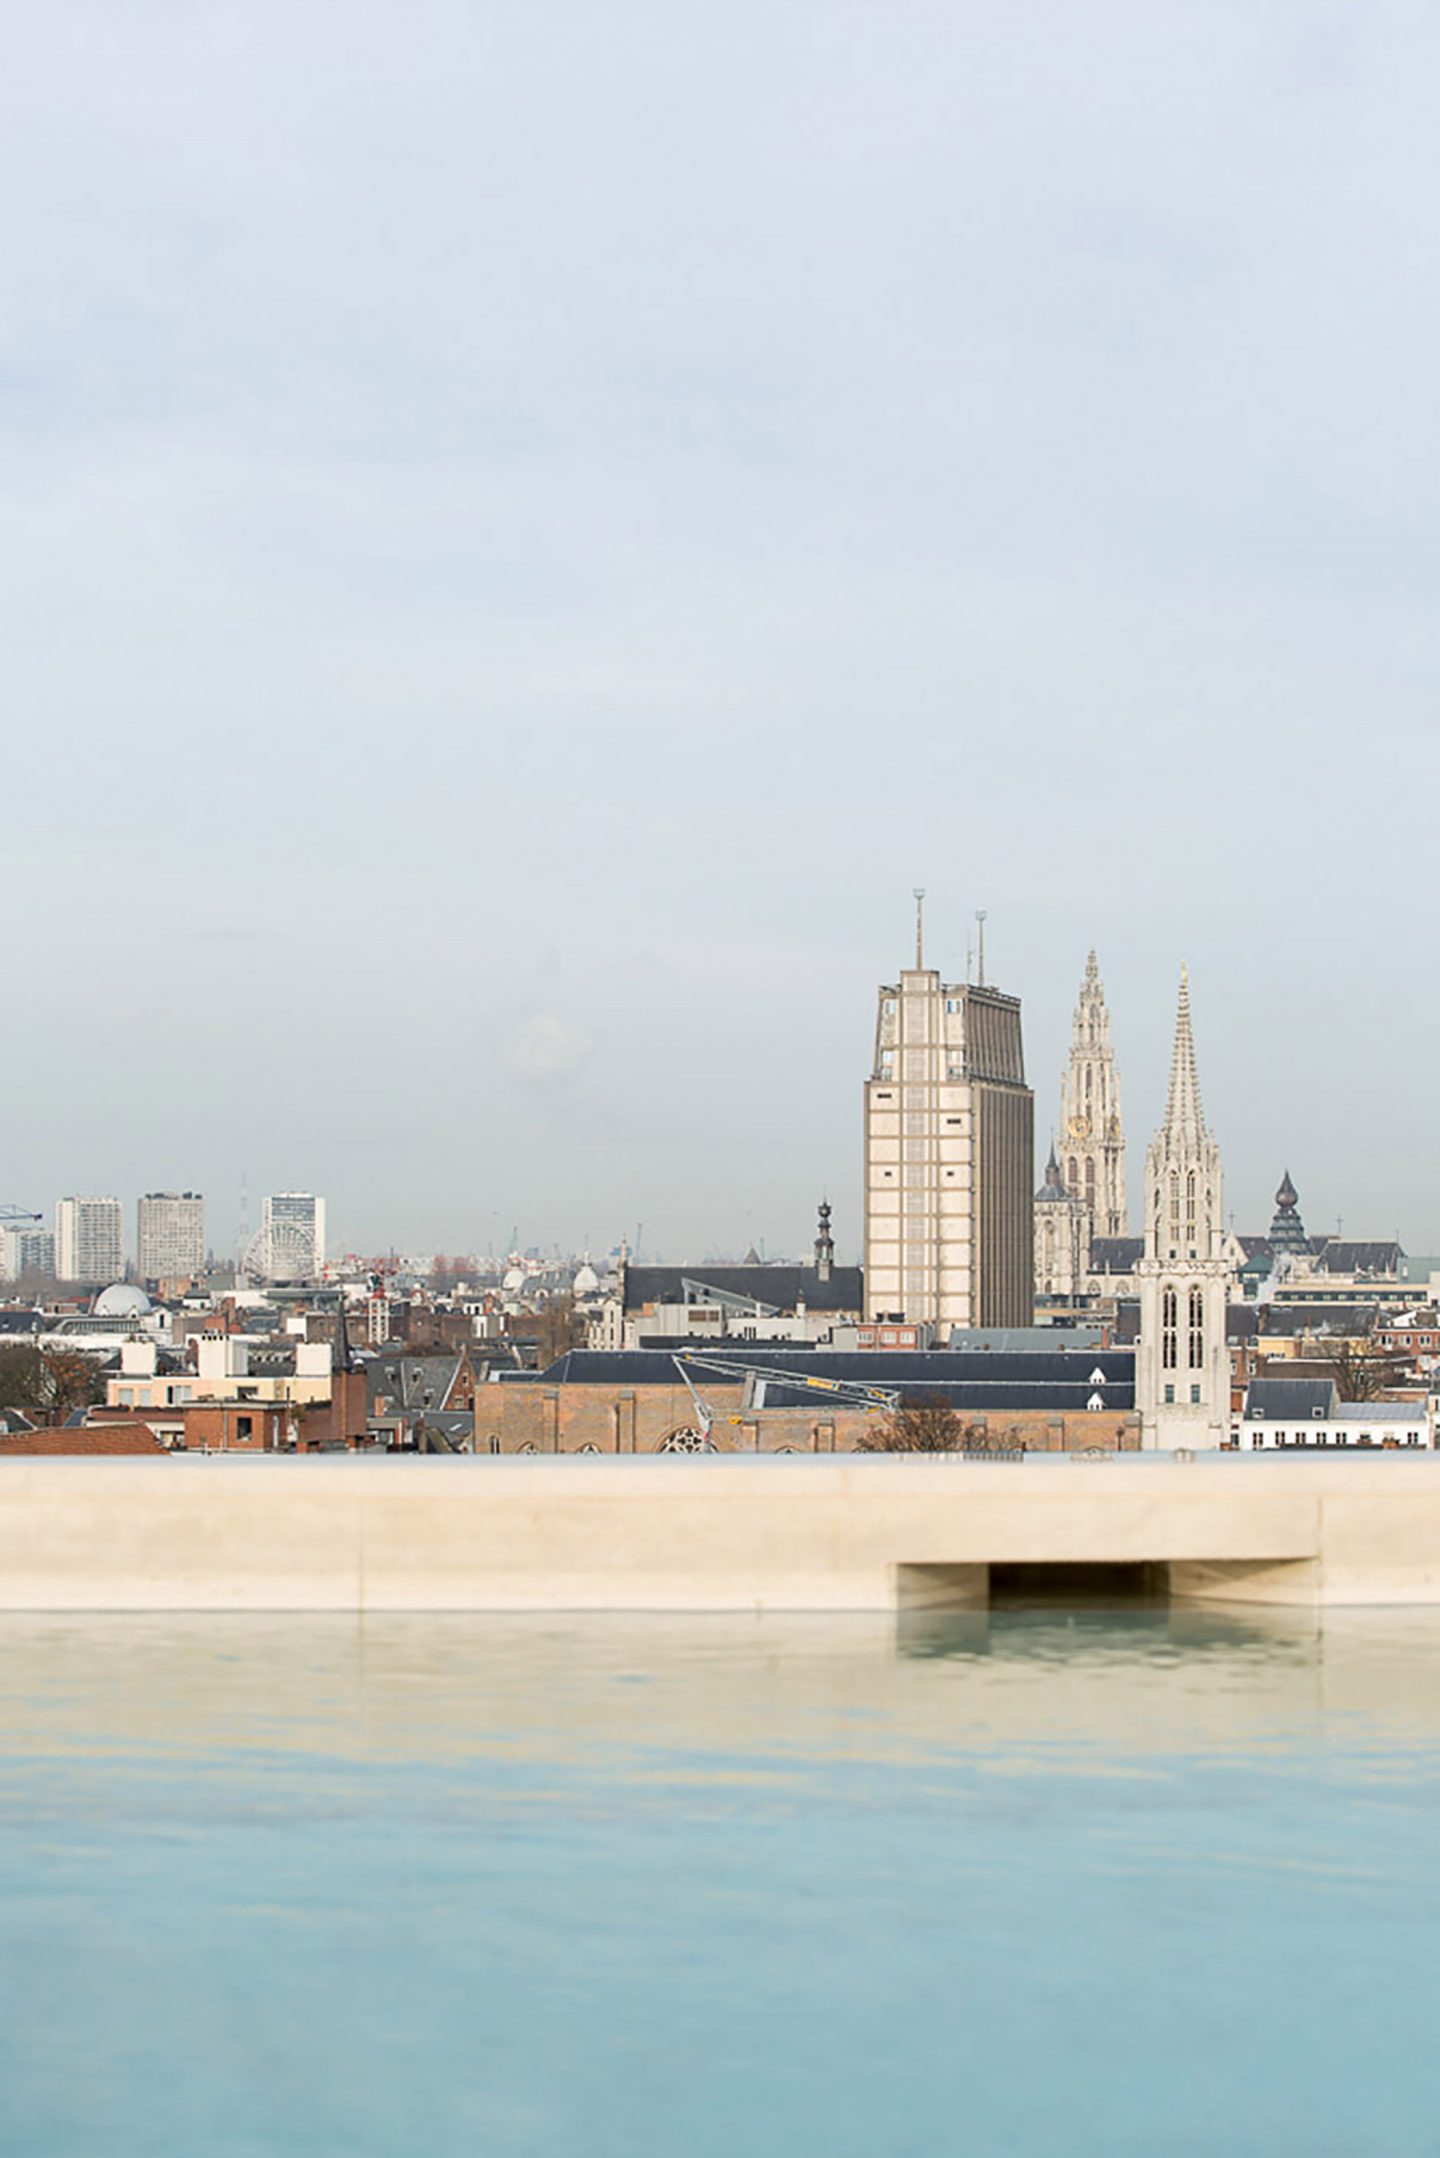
[1,1608,1438,2156]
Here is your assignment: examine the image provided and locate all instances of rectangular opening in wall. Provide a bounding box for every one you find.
[988,1562,1170,1606]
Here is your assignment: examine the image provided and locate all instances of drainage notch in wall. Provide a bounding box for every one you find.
[988,1562,1171,1607]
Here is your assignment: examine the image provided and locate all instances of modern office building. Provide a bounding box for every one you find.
[54,1196,124,1286]
[260,1192,326,1282]
[863,916,1034,1328]
[136,1193,205,1285]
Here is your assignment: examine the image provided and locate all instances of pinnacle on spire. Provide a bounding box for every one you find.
[1163,964,1205,1139]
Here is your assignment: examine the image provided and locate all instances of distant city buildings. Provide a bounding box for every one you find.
[55,1195,123,1287]
[137,1193,205,1286]
[863,911,1033,1329]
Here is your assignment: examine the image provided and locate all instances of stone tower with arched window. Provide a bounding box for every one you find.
[1136,969,1230,1449]
[1059,950,1127,1240]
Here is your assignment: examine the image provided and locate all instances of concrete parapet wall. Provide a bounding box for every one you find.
[1,1456,1439,1610]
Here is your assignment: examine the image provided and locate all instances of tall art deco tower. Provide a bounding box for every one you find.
[1060,950,1127,1239]
[1135,969,1230,1449]
[863,902,1034,1330]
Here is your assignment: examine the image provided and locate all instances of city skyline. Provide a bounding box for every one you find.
[2,927,1425,1265]
[5,6,1439,1253]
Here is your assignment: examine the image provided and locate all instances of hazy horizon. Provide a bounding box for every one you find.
[5,3,1438,1260]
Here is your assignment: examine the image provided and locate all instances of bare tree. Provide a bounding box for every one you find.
[858,1391,966,1452]
[0,1345,104,1422]
[533,1293,582,1369]
[1321,1342,1404,1403]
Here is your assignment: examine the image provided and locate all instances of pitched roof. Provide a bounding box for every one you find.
[1316,1240,1403,1276]
[621,1264,864,1315]
[0,1427,166,1455]
[1244,1377,1338,1421]
[537,1346,1135,1399]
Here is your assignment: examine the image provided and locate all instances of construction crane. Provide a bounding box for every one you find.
[671,1350,899,1444]
[0,1207,41,1227]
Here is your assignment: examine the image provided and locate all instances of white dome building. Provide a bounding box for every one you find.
[92,1284,152,1318]
[573,1262,600,1298]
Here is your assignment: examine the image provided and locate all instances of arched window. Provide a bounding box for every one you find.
[1185,1171,1197,1245]
[1168,1171,1180,1244]
[1085,1159,1096,1206]
[1068,1157,1079,1195]
[1188,1285,1205,1370]
[1162,1287,1178,1370]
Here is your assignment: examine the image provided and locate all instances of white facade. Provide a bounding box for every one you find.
[1135,971,1231,1450]
[1236,1402,1432,1450]
[137,1192,205,1284]
[54,1196,124,1286]
[260,1192,326,1282]
[1060,950,1127,1238]
[863,947,1033,1329]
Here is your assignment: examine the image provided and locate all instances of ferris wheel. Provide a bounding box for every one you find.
[242,1221,317,1284]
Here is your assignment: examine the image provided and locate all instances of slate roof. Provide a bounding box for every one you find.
[537,1347,1135,1402]
[756,1379,1133,1412]
[621,1264,864,1315]
[366,1354,462,1413]
[1316,1241,1403,1276]
[1244,1377,1338,1421]
[1259,1305,1377,1338]
[1089,1238,1144,1273]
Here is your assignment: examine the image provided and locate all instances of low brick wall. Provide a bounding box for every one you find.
[472,1380,1138,1454]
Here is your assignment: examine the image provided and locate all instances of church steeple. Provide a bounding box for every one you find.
[1136,966,1228,1450]
[1163,965,1206,1145]
[1059,949,1127,1239]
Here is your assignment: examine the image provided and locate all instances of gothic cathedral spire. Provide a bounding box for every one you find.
[1059,950,1127,1240]
[1136,968,1229,1449]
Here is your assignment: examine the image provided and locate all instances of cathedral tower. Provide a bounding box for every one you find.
[1060,951,1127,1239]
[1136,969,1230,1449]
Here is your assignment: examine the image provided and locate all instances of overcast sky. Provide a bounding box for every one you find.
[4,1,1438,1262]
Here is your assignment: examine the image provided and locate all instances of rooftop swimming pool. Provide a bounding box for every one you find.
[1,1607,1437,2155]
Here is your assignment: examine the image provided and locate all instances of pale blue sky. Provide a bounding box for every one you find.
[3,2,1438,1259]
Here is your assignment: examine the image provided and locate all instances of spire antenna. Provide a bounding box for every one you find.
[975,909,987,988]
[913,888,926,969]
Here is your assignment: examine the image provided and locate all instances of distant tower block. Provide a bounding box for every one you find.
[1136,969,1230,1450]
[863,911,1034,1329]
[1060,949,1127,1239]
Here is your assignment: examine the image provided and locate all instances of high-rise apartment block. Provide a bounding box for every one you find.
[136,1192,205,1285]
[0,1225,54,1282]
[54,1195,124,1286]
[863,927,1034,1328]
[260,1192,326,1281]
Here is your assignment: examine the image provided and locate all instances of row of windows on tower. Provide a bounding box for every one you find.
[1160,1286,1206,1371]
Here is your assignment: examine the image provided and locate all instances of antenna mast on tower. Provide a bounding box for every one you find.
[913,888,926,969]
